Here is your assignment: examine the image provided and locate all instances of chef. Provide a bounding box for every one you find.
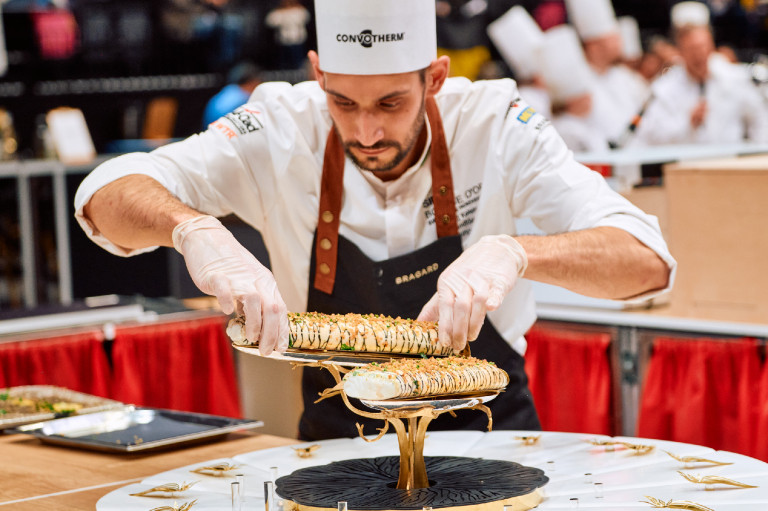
[542,25,610,153]
[633,2,768,146]
[487,6,552,119]
[564,0,650,147]
[75,0,674,440]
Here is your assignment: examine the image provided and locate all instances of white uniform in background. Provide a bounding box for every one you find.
[551,113,610,152]
[486,7,552,119]
[588,64,650,145]
[75,77,674,352]
[634,56,768,145]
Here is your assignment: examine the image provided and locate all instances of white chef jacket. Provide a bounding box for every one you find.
[75,77,676,353]
[633,56,768,145]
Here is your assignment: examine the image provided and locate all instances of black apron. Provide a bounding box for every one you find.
[298,98,540,441]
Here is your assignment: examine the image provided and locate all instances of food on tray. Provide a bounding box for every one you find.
[227,312,455,356]
[342,355,509,400]
[0,389,84,418]
[0,386,125,431]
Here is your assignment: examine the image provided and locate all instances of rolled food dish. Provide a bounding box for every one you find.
[343,356,509,400]
[226,312,455,356]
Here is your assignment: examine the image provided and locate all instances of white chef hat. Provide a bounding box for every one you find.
[487,6,544,81]
[564,0,618,40]
[618,16,643,60]
[539,25,594,103]
[314,0,437,75]
[671,1,710,28]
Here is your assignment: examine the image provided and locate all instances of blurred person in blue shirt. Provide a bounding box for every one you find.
[203,62,263,128]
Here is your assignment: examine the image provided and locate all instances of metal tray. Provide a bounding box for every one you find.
[7,406,263,452]
[359,391,500,412]
[0,385,126,430]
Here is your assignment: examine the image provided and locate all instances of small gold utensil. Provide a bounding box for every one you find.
[619,441,655,455]
[678,471,758,489]
[149,499,198,511]
[664,451,733,467]
[641,495,714,510]
[293,444,321,458]
[130,481,198,497]
[514,435,541,446]
[190,462,240,477]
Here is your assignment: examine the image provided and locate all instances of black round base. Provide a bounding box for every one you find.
[275,456,549,510]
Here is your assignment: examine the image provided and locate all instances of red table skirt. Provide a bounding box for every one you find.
[0,330,111,397]
[525,324,614,435]
[111,315,241,417]
[0,315,241,418]
[637,336,762,458]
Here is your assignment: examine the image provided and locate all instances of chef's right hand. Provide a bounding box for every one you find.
[172,215,289,355]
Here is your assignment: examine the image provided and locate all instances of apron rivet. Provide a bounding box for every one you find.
[439,185,447,195]
[320,238,332,250]
[319,262,331,275]
[321,211,334,223]
[442,214,451,224]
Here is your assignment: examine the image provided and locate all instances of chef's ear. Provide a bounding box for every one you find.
[425,56,450,97]
[308,51,325,88]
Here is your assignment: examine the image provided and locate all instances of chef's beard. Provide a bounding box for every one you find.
[340,100,427,174]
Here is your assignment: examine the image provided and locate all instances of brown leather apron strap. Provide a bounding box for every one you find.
[425,96,459,238]
[313,128,345,294]
[313,97,459,294]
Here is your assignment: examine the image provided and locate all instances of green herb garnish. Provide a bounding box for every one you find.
[339,343,355,351]
[37,400,55,412]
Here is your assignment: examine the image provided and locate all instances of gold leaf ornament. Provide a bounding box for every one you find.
[514,435,541,446]
[130,481,199,497]
[190,462,241,477]
[641,495,714,510]
[664,451,733,467]
[678,471,758,489]
[293,444,321,458]
[618,441,655,455]
[149,499,198,511]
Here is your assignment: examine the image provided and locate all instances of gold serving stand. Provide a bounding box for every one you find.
[312,361,496,490]
[233,344,548,511]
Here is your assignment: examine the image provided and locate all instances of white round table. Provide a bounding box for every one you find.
[97,430,768,510]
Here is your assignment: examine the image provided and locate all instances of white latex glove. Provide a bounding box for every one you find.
[417,234,527,351]
[172,215,289,355]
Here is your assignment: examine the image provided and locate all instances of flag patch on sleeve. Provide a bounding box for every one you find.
[517,106,535,124]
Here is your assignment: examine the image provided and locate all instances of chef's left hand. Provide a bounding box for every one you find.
[417,235,527,350]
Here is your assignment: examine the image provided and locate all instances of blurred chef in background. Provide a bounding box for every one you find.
[633,1,768,146]
[564,0,649,148]
[542,25,609,152]
[618,16,643,71]
[487,5,552,118]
